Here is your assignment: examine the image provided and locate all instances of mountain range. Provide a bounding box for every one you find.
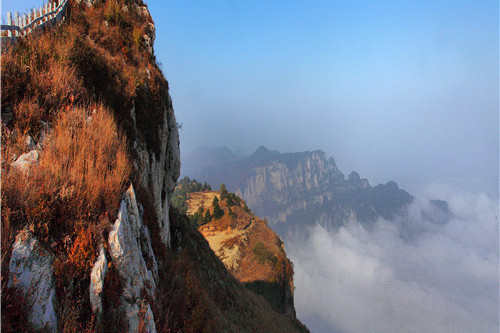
[182,146,421,237]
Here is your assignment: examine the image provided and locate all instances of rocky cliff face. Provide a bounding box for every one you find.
[7,185,160,331]
[7,230,58,331]
[1,1,179,331]
[131,86,180,249]
[107,185,159,332]
[182,146,412,237]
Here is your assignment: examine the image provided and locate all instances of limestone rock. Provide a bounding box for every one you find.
[127,3,180,250]
[89,244,108,319]
[11,150,39,171]
[8,230,58,332]
[135,4,151,18]
[132,100,180,249]
[77,0,95,7]
[141,302,157,333]
[108,184,157,332]
[143,34,153,55]
[139,224,159,283]
[25,135,36,150]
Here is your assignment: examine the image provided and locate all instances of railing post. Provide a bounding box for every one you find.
[7,12,12,37]
[15,12,20,36]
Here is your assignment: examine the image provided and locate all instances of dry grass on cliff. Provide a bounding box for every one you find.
[1,103,129,332]
[2,104,130,244]
[0,0,161,249]
[42,105,130,214]
[1,0,163,331]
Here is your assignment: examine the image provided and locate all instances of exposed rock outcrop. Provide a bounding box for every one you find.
[132,99,180,249]
[11,150,39,171]
[89,244,108,320]
[8,230,58,332]
[108,184,158,332]
[126,2,180,249]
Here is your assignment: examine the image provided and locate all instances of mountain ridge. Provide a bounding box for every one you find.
[182,146,413,237]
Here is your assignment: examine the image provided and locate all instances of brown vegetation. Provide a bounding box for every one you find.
[157,208,308,333]
[1,104,129,248]
[187,191,297,316]
[1,0,158,330]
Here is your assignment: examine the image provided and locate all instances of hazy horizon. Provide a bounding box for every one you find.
[3,0,497,197]
[149,2,499,332]
[181,144,499,199]
[146,0,498,199]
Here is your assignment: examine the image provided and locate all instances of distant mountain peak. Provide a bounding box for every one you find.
[249,145,281,160]
[255,145,270,153]
[348,171,361,182]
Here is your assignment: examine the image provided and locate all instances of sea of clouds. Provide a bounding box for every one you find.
[288,183,499,333]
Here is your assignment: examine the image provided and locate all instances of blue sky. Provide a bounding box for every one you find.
[148,0,499,197]
[2,0,498,197]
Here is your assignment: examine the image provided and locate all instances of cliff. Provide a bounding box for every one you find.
[2,0,178,331]
[1,1,307,332]
[182,146,413,237]
[185,189,296,316]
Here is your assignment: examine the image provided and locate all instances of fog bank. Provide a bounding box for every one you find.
[288,184,499,333]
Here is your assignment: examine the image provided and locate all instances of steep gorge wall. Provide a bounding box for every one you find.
[132,83,180,248]
[236,150,348,212]
[235,151,411,236]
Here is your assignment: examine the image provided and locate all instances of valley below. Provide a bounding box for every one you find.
[181,145,499,333]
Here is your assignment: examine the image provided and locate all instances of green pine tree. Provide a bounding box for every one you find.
[220,183,228,200]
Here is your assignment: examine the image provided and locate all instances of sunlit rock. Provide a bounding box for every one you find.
[8,230,58,332]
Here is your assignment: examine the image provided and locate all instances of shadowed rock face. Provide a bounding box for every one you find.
[182,147,413,237]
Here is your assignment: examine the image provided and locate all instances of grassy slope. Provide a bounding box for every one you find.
[186,190,301,319]
[165,208,309,333]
